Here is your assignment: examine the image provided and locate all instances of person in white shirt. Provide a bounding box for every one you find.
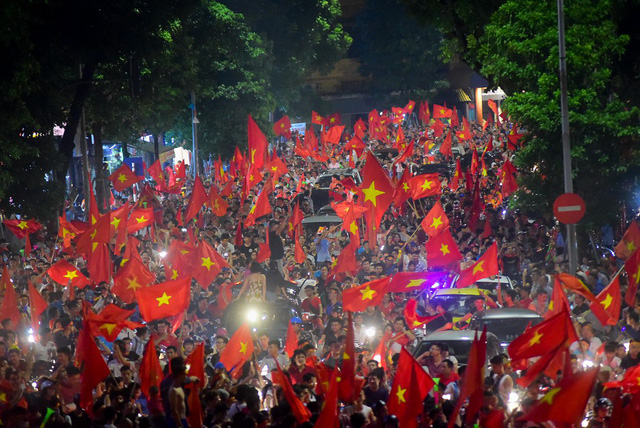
[33,327,56,362]
[216,233,235,258]
[353,313,369,347]
[570,322,603,356]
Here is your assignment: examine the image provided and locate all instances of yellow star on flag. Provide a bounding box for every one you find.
[100,323,117,335]
[239,341,248,355]
[135,216,148,224]
[528,330,543,347]
[634,267,640,285]
[63,270,78,280]
[349,221,359,235]
[360,285,376,300]
[117,174,128,183]
[440,109,446,115]
[249,205,256,214]
[201,257,216,271]
[406,279,426,288]
[342,352,351,360]
[180,249,190,255]
[472,261,485,275]
[396,386,407,404]
[601,293,613,309]
[627,241,637,252]
[17,221,28,229]
[126,276,142,291]
[171,269,179,280]
[271,166,278,172]
[110,217,121,228]
[431,216,443,229]
[212,200,220,211]
[539,387,561,405]
[402,182,410,192]
[421,179,433,190]
[440,244,450,255]
[156,292,172,306]
[0,392,7,402]
[362,181,385,207]
[90,229,97,240]
[251,149,256,163]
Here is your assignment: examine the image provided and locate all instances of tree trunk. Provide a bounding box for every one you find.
[93,122,106,212]
[153,133,160,161]
[56,60,98,183]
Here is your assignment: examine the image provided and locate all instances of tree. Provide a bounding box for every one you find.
[478,0,640,227]
[354,0,448,101]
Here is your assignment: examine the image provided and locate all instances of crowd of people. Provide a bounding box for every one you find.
[0,103,638,428]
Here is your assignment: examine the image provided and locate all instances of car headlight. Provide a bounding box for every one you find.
[247,309,259,323]
[365,327,376,338]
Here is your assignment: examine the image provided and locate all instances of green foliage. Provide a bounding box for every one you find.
[479,0,640,227]
[354,0,448,99]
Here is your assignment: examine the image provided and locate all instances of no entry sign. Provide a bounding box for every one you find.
[553,193,586,224]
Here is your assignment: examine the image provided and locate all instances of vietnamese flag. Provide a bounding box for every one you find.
[589,275,622,326]
[27,281,48,328]
[294,230,306,264]
[433,104,452,119]
[425,229,462,267]
[108,163,140,192]
[48,260,90,288]
[87,243,112,284]
[419,100,430,124]
[555,273,597,301]
[265,155,289,182]
[135,277,192,322]
[450,158,462,190]
[440,132,453,157]
[360,151,395,228]
[408,173,441,200]
[388,347,435,427]
[616,221,640,260]
[519,368,598,425]
[311,110,327,126]
[3,219,42,239]
[85,304,143,342]
[283,320,299,358]
[112,256,156,303]
[58,214,80,248]
[324,125,344,146]
[314,369,340,427]
[392,168,413,207]
[219,323,255,371]
[404,298,444,329]
[545,277,571,319]
[74,213,111,254]
[127,207,154,234]
[507,309,577,361]
[624,248,640,306]
[139,336,163,400]
[190,240,229,289]
[327,240,359,278]
[386,272,446,293]
[273,115,292,139]
[338,312,359,402]
[456,243,499,288]
[247,115,268,170]
[78,327,111,413]
[0,267,21,327]
[185,341,206,385]
[110,203,130,255]
[244,189,272,227]
[209,187,229,217]
[345,135,366,158]
[421,201,449,237]
[354,118,367,139]
[184,175,209,224]
[274,359,312,424]
[342,277,389,312]
[147,159,165,187]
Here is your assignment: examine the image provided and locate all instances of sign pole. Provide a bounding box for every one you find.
[557,0,578,274]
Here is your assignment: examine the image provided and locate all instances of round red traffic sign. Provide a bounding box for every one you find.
[553,193,586,224]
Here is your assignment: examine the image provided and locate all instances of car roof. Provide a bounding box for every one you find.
[318,168,358,178]
[475,275,513,283]
[474,308,542,320]
[433,287,482,297]
[421,330,498,342]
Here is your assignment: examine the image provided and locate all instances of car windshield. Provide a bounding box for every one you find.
[430,295,479,316]
[480,318,539,343]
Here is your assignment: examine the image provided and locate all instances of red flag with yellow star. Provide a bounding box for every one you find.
[3,219,42,239]
[387,272,446,293]
[519,367,598,425]
[219,322,255,371]
[507,309,577,361]
[338,312,359,402]
[408,173,441,200]
[247,115,267,170]
[139,336,163,400]
[392,168,413,207]
[421,201,449,237]
[389,348,435,427]
[555,273,597,301]
[456,242,499,288]
[86,304,143,342]
[311,110,328,126]
[440,132,453,158]
[78,327,111,413]
[273,115,292,139]
[184,175,209,224]
[244,190,272,227]
[616,221,640,260]
[342,277,389,312]
[190,240,229,288]
[0,266,20,327]
[135,277,192,322]
[450,158,462,190]
[108,163,141,192]
[109,203,130,255]
[47,259,90,288]
[425,229,462,267]
[209,187,229,217]
[403,298,445,330]
[327,240,359,278]
[58,213,80,248]
[360,151,395,228]
[87,242,112,284]
[433,104,452,119]
[624,248,640,306]
[294,229,306,264]
[112,256,156,303]
[75,212,111,254]
[589,275,621,326]
[127,207,154,234]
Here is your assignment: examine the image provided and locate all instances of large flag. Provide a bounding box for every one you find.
[519,368,598,424]
[135,277,192,322]
[456,243,499,288]
[0,267,20,327]
[360,151,395,228]
[433,104,452,119]
[247,115,267,170]
[209,187,229,217]
[625,248,640,306]
[87,243,112,284]
[386,272,445,293]
[190,241,230,289]
[139,336,163,400]
[127,207,154,234]
[184,175,209,223]
[79,328,111,412]
[74,213,111,254]
[327,240,359,278]
[342,277,389,312]
[615,221,640,260]
[219,323,255,371]
[47,260,90,288]
[273,115,292,139]
[108,163,140,192]
[420,201,449,237]
[388,347,435,428]
[507,309,577,360]
[3,219,42,239]
[112,256,156,303]
[408,173,441,200]
[85,304,143,342]
[244,190,272,227]
[314,369,340,428]
[425,230,462,267]
[338,312,357,402]
[589,275,622,326]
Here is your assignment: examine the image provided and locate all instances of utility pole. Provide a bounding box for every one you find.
[190,91,199,177]
[557,0,578,274]
[79,64,91,219]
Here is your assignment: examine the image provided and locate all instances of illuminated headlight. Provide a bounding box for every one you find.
[582,360,594,369]
[365,327,376,338]
[247,309,259,323]
[159,251,167,258]
[430,282,440,289]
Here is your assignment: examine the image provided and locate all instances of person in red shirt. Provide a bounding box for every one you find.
[150,320,178,348]
[439,359,460,386]
[288,350,316,385]
[300,285,322,315]
[379,293,396,320]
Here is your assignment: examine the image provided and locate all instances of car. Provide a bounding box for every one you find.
[310,168,362,211]
[221,299,300,342]
[449,274,514,294]
[429,143,465,157]
[301,204,343,230]
[425,287,489,332]
[469,308,543,347]
[413,330,503,365]
[373,147,399,161]
[415,163,452,179]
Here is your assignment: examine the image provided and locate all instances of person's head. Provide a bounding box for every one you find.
[166,346,178,361]
[393,317,407,333]
[121,365,133,384]
[536,290,548,304]
[354,312,364,326]
[490,355,505,374]
[258,332,269,350]
[368,372,381,390]
[7,349,20,365]
[574,294,585,306]
[157,320,170,333]
[290,317,302,333]
[329,318,342,333]
[292,349,306,367]
[367,359,379,372]
[215,336,228,352]
[630,340,640,358]
[429,343,442,358]
[268,339,280,357]
[442,359,455,377]
[581,322,595,339]
[302,373,317,389]
[627,311,639,328]
[56,347,71,365]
